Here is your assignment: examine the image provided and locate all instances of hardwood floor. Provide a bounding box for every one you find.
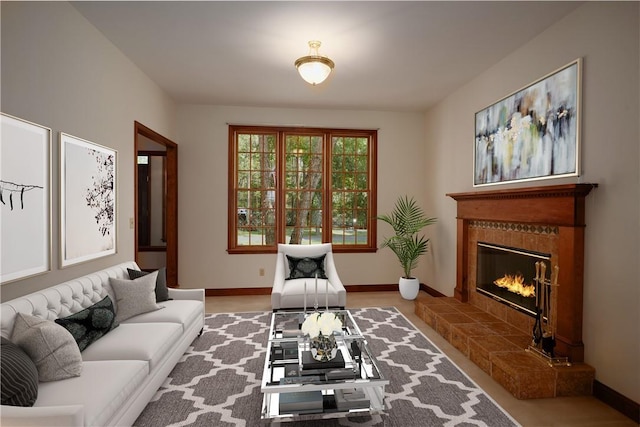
[205,291,637,427]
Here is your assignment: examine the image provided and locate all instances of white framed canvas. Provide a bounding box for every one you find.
[1,113,52,283]
[60,133,117,267]
[474,59,581,186]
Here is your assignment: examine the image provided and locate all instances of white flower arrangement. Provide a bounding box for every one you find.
[301,312,343,339]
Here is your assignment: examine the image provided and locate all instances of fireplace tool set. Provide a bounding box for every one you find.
[527,262,571,366]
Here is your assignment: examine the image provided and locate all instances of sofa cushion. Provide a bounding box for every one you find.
[54,296,119,352]
[127,267,170,302]
[109,271,162,322]
[35,360,148,427]
[0,337,38,406]
[286,254,328,279]
[123,299,203,331]
[11,313,83,382]
[80,322,182,371]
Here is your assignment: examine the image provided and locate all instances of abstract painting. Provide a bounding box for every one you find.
[60,133,116,267]
[474,59,581,186]
[1,113,51,283]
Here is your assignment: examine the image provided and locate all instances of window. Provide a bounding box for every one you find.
[228,125,377,253]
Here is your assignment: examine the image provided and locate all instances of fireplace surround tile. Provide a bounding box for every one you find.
[468,335,525,375]
[415,293,595,400]
[491,352,556,399]
[435,312,475,341]
[450,323,496,356]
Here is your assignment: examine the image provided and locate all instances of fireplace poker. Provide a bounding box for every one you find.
[550,265,560,338]
[532,261,543,345]
[540,262,557,356]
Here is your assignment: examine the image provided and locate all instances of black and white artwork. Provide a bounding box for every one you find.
[1,113,51,283]
[60,133,116,267]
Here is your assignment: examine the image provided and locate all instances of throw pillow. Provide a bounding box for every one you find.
[286,254,328,280]
[109,271,162,322]
[55,296,119,352]
[11,313,83,382]
[127,267,169,302]
[1,337,38,406]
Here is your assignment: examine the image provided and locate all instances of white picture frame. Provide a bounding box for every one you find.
[1,113,52,284]
[60,132,117,267]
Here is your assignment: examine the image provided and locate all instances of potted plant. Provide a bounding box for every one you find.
[378,196,436,300]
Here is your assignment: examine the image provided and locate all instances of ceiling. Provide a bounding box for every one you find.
[72,1,582,112]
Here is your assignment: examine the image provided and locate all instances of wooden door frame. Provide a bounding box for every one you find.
[134,121,178,287]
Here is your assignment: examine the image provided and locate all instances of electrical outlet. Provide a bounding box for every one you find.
[259,268,265,277]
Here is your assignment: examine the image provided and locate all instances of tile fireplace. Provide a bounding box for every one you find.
[421,183,600,399]
[447,183,597,362]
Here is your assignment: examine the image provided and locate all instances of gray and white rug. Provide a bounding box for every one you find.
[135,307,520,427]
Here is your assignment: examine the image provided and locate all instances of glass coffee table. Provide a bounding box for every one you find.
[261,310,388,422]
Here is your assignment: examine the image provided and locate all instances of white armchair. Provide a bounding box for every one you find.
[272,243,347,310]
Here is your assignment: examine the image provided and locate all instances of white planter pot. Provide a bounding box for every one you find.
[399,277,420,300]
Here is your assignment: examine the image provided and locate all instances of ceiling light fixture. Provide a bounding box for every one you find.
[294,40,335,85]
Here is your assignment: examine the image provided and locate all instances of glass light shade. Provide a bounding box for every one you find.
[294,41,334,85]
[296,60,333,85]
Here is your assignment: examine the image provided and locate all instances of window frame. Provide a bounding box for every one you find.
[228,125,377,254]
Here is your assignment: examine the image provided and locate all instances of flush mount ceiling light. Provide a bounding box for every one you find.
[294,40,335,85]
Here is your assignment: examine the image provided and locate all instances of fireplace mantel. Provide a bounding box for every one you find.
[447,183,597,226]
[447,183,597,362]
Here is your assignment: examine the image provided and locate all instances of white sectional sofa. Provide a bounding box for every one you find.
[0,261,205,427]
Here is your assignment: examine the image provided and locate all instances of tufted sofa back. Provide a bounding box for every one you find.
[1,261,138,338]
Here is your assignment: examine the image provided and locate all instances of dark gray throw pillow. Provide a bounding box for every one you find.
[127,267,169,302]
[55,296,119,352]
[1,337,38,407]
[286,254,328,280]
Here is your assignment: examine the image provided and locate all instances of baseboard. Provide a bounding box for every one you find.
[205,283,444,297]
[421,283,446,297]
[205,283,407,297]
[593,380,640,423]
[205,288,271,296]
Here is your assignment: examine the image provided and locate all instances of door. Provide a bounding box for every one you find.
[134,121,178,286]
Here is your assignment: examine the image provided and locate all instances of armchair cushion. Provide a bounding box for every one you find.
[286,254,328,279]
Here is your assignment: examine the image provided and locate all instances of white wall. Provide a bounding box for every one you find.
[0,2,176,301]
[424,2,639,402]
[175,105,428,290]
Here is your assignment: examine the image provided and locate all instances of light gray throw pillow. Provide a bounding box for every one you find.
[11,313,83,382]
[110,271,162,322]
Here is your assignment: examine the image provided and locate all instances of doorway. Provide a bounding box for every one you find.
[134,121,178,286]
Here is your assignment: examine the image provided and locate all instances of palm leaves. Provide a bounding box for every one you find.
[378,196,436,279]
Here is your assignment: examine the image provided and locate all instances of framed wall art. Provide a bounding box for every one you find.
[1,113,52,284]
[474,58,581,186]
[60,133,117,267]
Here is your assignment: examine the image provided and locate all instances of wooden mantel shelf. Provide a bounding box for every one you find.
[446,183,598,227]
[446,183,598,362]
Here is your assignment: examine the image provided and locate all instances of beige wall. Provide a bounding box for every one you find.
[0,2,176,301]
[175,105,428,290]
[424,2,639,402]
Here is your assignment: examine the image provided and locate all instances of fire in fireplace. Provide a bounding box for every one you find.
[476,242,550,317]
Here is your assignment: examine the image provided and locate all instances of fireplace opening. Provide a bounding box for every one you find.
[476,242,550,317]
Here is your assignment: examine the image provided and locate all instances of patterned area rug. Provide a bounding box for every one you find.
[135,307,519,427]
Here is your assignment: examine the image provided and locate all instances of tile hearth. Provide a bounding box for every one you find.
[415,294,594,399]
